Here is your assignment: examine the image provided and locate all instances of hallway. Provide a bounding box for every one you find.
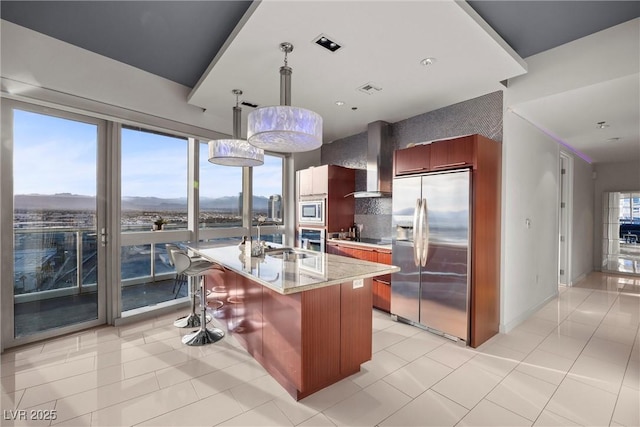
[1,272,638,426]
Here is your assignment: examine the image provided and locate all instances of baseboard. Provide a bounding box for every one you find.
[571,273,587,286]
[500,290,559,334]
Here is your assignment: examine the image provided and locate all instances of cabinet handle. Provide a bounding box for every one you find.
[374,279,391,285]
[432,161,467,170]
[400,166,428,172]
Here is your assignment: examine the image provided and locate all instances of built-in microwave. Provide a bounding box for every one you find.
[298,199,325,225]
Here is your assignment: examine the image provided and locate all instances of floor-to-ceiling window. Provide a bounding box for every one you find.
[253,154,284,244]
[120,127,190,312]
[199,142,243,230]
[2,101,107,345]
[1,99,291,349]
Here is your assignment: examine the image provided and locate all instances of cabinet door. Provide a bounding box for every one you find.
[312,165,329,195]
[299,168,313,196]
[394,144,430,176]
[373,278,391,312]
[354,247,377,262]
[326,243,344,256]
[376,251,392,265]
[430,136,474,171]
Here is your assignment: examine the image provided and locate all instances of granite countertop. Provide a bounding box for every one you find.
[326,238,392,251]
[188,244,399,295]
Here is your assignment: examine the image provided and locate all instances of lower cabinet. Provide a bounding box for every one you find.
[209,268,372,400]
[326,242,392,312]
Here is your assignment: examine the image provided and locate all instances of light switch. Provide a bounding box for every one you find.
[353,279,364,289]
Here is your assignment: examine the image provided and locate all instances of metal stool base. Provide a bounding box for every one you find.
[182,327,225,346]
[174,313,211,328]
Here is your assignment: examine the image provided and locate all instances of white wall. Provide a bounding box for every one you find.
[497,20,639,330]
[593,160,640,270]
[501,111,561,331]
[571,157,595,283]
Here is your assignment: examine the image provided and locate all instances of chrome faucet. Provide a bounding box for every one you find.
[255,218,280,255]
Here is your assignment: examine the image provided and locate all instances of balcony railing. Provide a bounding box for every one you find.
[13,226,180,304]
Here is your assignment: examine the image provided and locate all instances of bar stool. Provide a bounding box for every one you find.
[165,244,188,298]
[167,246,212,328]
[172,251,225,346]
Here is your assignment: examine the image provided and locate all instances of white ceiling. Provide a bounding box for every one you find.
[188,0,527,143]
[515,74,639,164]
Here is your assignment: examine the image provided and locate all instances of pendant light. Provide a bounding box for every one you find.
[247,42,323,153]
[209,89,264,167]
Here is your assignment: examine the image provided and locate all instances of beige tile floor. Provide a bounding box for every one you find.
[1,272,638,426]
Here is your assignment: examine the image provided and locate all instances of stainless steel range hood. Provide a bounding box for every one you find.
[349,120,393,198]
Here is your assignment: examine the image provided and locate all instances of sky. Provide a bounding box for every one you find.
[13,109,283,199]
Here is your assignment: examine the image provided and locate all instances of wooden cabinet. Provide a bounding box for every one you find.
[394,135,475,176]
[326,241,392,312]
[298,168,314,196]
[298,166,329,196]
[429,135,475,170]
[394,143,430,176]
[297,165,355,232]
[393,134,501,348]
[218,268,372,400]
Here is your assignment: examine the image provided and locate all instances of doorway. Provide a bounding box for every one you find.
[602,191,640,275]
[1,101,108,347]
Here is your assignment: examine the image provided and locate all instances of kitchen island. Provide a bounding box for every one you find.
[190,244,399,400]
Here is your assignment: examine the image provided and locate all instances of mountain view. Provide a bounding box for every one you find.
[14,193,271,211]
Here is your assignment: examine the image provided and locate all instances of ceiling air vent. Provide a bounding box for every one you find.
[357,82,382,95]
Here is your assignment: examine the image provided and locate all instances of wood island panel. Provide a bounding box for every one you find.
[215,269,372,400]
[234,274,263,358]
[262,288,303,396]
[340,278,373,375]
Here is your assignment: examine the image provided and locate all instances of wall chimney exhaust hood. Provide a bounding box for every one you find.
[348,121,393,198]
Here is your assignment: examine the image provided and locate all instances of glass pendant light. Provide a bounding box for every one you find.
[247,42,323,153]
[209,89,264,167]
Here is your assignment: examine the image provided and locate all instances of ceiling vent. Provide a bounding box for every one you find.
[357,82,382,95]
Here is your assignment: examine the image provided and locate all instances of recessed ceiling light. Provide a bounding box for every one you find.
[596,121,609,129]
[335,101,345,106]
[606,137,621,142]
[314,34,342,52]
[420,57,437,66]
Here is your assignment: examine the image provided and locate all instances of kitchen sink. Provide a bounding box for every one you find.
[265,247,315,260]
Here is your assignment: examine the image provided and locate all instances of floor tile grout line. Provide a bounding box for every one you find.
[532,286,627,427]
[606,314,640,427]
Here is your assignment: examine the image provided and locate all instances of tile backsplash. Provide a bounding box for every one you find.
[321,91,503,240]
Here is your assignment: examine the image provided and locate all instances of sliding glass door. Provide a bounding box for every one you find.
[2,101,107,345]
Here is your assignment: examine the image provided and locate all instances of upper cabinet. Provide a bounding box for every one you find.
[298,166,329,196]
[297,165,355,231]
[298,165,329,196]
[394,143,431,176]
[429,135,475,171]
[394,135,476,176]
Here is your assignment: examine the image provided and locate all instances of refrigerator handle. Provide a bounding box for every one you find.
[413,198,421,267]
[421,198,429,267]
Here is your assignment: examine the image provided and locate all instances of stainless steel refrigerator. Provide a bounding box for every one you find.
[391,169,471,342]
